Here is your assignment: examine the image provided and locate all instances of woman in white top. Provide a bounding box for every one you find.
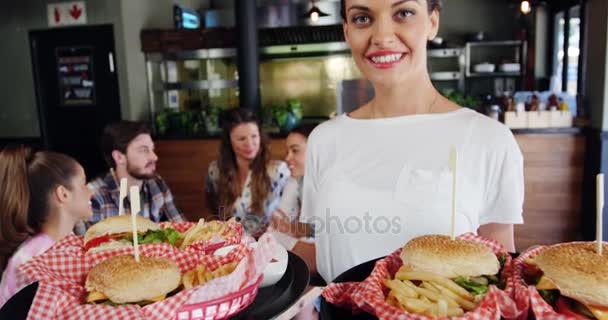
[300,0,524,283]
[206,108,290,237]
[270,124,318,274]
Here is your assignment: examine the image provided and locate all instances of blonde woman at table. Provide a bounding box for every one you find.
[300,0,524,283]
[0,147,93,307]
[206,108,291,237]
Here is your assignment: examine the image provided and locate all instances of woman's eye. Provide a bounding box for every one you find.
[396,9,414,19]
[352,15,371,24]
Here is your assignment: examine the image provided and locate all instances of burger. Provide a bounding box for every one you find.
[84,215,180,252]
[85,255,182,305]
[400,235,505,296]
[524,242,608,319]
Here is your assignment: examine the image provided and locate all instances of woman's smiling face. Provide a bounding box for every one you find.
[342,0,439,87]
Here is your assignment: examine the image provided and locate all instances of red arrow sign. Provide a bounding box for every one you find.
[69,4,82,20]
[54,7,60,23]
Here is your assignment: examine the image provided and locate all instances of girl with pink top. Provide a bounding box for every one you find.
[0,147,93,307]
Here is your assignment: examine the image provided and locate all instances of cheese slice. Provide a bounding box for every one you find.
[583,303,608,320]
[536,276,558,290]
[86,290,108,302]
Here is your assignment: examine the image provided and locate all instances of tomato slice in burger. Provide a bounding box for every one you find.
[84,235,112,251]
[555,297,593,320]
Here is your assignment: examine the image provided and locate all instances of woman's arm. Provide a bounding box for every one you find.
[291,241,317,275]
[271,209,313,238]
[478,223,515,252]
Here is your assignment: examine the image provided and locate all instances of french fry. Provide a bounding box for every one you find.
[400,297,432,314]
[437,299,448,317]
[423,304,438,317]
[183,269,196,290]
[395,270,473,301]
[402,280,459,308]
[421,281,440,293]
[428,281,477,311]
[447,307,465,317]
[384,279,417,298]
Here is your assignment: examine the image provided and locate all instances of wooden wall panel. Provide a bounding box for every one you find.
[155,139,286,221]
[514,134,585,251]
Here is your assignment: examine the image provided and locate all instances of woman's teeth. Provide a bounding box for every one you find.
[370,53,403,63]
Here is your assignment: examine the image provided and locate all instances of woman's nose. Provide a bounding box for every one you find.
[372,18,397,48]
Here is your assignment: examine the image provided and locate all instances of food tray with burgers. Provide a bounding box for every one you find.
[511,242,608,320]
[83,216,243,254]
[322,233,521,320]
[15,220,277,320]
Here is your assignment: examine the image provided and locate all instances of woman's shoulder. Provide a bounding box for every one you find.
[268,160,289,174]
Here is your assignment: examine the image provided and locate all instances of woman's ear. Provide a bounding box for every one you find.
[428,9,440,41]
[53,185,71,205]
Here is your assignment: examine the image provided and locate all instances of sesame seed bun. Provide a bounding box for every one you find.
[534,242,608,306]
[400,235,500,278]
[85,255,181,304]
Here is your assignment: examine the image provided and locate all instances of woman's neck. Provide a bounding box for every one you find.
[235,157,251,184]
[366,76,439,118]
[40,210,76,242]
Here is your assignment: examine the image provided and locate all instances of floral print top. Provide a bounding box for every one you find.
[206,160,291,234]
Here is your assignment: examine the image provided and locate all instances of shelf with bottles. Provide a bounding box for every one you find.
[464,40,527,79]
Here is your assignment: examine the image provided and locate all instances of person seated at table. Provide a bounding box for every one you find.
[75,121,185,234]
[205,108,290,236]
[270,123,317,274]
[0,147,93,307]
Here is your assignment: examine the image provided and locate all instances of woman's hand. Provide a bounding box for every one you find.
[271,210,296,236]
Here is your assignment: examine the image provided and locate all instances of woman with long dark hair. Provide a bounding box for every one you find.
[0,147,93,306]
[205,108,290,235]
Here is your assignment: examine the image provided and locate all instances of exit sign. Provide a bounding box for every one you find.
[47,2,87,27]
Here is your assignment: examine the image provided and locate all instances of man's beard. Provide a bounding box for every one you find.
[126,161,156,180]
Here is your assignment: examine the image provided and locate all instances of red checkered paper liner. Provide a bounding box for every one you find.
[323,233,522,320]
[17,231,278,320]
[510,242,597,320]
[160,221,244,253]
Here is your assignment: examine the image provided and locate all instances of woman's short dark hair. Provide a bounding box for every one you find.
[340,0,443,20]
[289,123,319,140]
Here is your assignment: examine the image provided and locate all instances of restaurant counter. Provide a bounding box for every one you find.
[155,128,585,252]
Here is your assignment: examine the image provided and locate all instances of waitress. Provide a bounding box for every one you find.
[300,0,524,283]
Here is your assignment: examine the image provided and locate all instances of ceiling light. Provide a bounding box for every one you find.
[520,0,532,15]
[305,1,330,22]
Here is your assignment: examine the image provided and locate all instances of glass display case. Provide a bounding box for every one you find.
[145,49,238,137]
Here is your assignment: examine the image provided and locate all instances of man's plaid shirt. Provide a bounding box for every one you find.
[74,171,185,234]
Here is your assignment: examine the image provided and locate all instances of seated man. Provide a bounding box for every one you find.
[75,121,185,234]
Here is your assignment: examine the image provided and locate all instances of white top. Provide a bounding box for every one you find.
[277,177,302,221]
[300,108,524,282]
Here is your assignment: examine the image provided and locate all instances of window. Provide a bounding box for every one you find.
[550,4,581,96]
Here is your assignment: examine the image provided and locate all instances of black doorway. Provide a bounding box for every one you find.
[30,24,121,178]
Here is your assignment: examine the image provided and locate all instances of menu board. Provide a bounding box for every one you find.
[56,46,95,106]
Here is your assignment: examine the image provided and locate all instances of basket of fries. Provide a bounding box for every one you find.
[164,219,243,253]
[323,233,521,320]
[16,231,278,320]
